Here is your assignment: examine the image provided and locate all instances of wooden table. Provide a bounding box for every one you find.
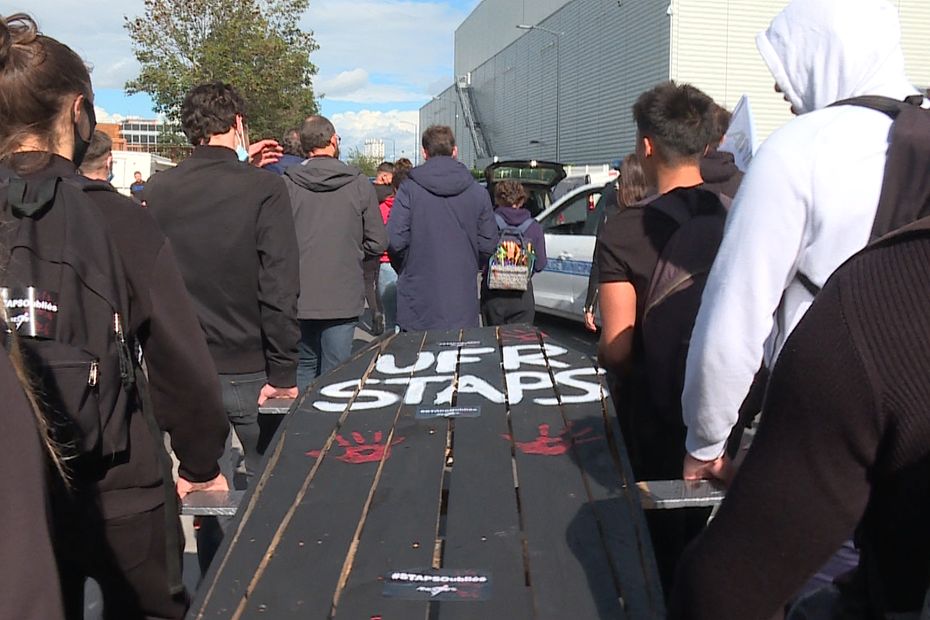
[190,325,664,619]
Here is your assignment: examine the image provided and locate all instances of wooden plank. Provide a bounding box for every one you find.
[537,331,665,618]
[501,325,625,620]
[439,326,533,620]
[235,331,428,619]
[191,342,386,619]
[333,329,462,619]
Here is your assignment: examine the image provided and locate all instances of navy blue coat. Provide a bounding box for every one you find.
[387,156,496,331]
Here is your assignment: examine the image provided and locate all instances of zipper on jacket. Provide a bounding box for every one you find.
[88,360,99,387]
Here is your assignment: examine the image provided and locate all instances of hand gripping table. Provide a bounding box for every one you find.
[189,325,664,619]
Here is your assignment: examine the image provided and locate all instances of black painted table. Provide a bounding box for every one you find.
[189,325,663,619]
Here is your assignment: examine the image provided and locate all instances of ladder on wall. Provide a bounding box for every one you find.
[455,76,492,159]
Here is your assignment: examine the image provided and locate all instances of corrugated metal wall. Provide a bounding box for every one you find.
[672,0,930,142]
[423,0,930,169]
[671,0,790,141]
[423,0,671,169]
[454,0,572,78]
[895,0,930,90]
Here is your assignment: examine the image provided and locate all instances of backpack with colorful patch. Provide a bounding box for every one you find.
[487,214,536,291]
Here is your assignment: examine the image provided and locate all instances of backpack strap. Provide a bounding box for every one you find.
[515,218,534,234]
[830,94,924,118]
[494,213,507,230]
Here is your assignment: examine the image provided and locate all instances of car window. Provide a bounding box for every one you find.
[583,183,617,236]
[541,191,602,235]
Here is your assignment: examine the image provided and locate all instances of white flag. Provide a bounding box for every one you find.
[720,95,757,173]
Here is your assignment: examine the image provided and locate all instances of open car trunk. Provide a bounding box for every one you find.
[485,160,566,217]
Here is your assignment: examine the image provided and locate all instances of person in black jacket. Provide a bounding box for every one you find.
[0,335,65,620]
[145,82,301,570]
[0,13,229,618]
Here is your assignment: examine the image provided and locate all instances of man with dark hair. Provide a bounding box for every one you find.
[596,81,726,589]
[284,115,387,390]
[699,103,743,200]
[130,171,145,201]
[266,127,305,175]
[374,161,394,202]
[387,125,497,331]
[144,81,300,571]
[77,129,113,182]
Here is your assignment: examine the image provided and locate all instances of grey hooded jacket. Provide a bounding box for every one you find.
[284,156,387,319]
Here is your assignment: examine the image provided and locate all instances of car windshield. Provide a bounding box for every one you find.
[489,166,562,185]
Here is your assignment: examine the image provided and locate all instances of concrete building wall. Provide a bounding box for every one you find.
[426,0,930,169]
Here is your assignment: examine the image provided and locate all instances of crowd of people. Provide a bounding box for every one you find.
[1,0,929,617]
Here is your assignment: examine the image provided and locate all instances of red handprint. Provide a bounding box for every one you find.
[500,326,548,343]
[306,431,405,464]
[502,422,601,456]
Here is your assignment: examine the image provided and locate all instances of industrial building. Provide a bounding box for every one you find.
[420,0,930,169]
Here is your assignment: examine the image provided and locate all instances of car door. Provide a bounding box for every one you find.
[533,187,602,320]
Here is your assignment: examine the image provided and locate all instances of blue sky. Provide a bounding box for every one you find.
[16,0,481,154]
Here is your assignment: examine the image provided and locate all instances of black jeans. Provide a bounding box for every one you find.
[56,497,188,620]
[197,371,280,575]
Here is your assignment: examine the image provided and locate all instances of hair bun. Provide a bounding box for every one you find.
[0,13,39,69]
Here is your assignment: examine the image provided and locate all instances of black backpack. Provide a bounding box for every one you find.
[0,172,136,461]
[640,190,728,418]
[796,94,930,296]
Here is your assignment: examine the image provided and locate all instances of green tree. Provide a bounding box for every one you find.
[345,147,380,177]
[124,0,319,140]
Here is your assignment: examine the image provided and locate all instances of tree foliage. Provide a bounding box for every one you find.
[345,148,380,177]
[125,0,319,140]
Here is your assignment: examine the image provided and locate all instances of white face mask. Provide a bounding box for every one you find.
[235,118,249,162]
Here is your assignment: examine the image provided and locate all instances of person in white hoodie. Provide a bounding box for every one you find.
[680,0,924,482]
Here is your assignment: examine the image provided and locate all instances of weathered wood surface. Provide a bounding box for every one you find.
[190,326,664,620]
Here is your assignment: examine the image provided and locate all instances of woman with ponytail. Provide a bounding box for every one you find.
[0,13,230,619]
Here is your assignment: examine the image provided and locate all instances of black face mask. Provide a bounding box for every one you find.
[72,96,97,168]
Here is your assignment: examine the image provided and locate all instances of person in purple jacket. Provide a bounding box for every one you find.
[387,125,497,331]
[480,180,548,325]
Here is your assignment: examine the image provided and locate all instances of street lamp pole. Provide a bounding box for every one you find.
[382,137,396,160]
[517,24,562,161]
[396,120,419,165]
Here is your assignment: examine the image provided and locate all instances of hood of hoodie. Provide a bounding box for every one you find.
[494,206,533,226]
[756,0,916,116]
[285,156,362,192]
[408,156,476,197]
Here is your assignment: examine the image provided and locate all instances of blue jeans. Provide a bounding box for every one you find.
[297,318,357,392]
[378,263,398,331]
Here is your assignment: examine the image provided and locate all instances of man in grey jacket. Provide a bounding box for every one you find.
[284,116,388,391]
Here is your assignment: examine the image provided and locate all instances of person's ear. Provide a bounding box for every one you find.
[642,136,655,158]
[72,94,84,121]
[452,146,459,159]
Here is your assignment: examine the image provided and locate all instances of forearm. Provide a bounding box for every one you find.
[144,245,228,481]
[257,188,300,387]
[682,156,808,460]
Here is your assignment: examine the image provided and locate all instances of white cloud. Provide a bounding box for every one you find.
[15,0,472,108]
[94,105,125,124]
[305,0,472,102]
[314,68,431,104]
[333,110,422,159]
